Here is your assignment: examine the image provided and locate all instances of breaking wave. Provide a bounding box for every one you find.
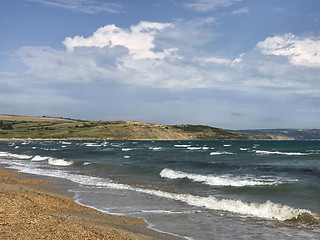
[210,151,234,155]
[1,156,318,224]
[0,151,32,160]
[159,168,282,187]
[254,150,310,156]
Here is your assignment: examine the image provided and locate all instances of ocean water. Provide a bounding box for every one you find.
[0,140,319,239]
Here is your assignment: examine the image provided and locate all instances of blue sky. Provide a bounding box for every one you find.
[1,0,320,129]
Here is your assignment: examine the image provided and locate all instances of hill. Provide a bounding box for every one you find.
[0,115,245,141]
[233,129,320,140]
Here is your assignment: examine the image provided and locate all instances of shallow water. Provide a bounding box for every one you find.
[0,140,319,239]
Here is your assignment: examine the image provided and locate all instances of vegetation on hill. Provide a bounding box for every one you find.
[0,115,246,141]
[234,129,320,140]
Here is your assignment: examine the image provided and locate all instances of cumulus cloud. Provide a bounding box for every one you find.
[257,33,320,67]
[184,0,241,12]
[4,19,320,128]
[27,0,123,14]
[63,21,174,59]
[7,21,320,97]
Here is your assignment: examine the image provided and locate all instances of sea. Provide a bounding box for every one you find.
[0,140,319,240]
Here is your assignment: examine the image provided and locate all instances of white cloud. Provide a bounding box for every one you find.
[198,57,232,65]
[7,22,320,97]
[4,20,320,129]
[27,0,123,14]
[63,21,174,59]
[257,33,320,67]
[184,0,241,12]
[232,7,249,15]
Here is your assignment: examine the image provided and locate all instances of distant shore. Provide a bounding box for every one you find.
[0,169,183,240]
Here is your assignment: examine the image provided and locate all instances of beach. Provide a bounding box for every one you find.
[0,169,182,240]
[0,140,319,239]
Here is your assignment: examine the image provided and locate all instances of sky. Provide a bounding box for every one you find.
[1,0,320,129]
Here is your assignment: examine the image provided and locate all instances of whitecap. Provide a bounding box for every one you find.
[9,163,317,222]
[159,168,279,187]
[85,143,102,147]
[187,147,203,150]
[174,145,191,148]
[48,157,73,166]
[210,151,234,155]
[31,155,49,162]
[149,147,163,151]
[98,181,316,222]
[122,148,133,151]
[0,152,33,160]
[254,150,309,156]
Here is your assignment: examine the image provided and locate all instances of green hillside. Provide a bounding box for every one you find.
[0,115,246,141]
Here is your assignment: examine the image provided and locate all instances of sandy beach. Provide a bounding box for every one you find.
[0,169,183,240]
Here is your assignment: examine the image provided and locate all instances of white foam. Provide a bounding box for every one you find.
[210,151,234,155]
[124,155,131,159]
[160,168,279,187]
[85,143,102,147]
[0,152,33,160]
[187,147,203,150]
[254,150,309,156]
[223,144,232,147]
[48,157,73,166]
[122,148,133,151]
[6,162,315,222]
[31,155,49,162]
[100,182,313,222]
[141,210,196,214]
[240,148,248,151]
[174,145,191,148]
[149,147,163,151]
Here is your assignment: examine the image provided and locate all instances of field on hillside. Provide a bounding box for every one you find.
[0,115,246,140]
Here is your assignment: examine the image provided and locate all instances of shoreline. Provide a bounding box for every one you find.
[0,168,184,240]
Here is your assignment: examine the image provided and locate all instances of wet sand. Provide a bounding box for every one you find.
[0,169,183,240]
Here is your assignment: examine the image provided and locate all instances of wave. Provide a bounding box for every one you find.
[254,150,310,156]
[187,147,203,150]
[160,168,280,187]
[6,163,319,224]
[149,147,163,151]
[48,157,74,166]
[31,155,49,162]
[85,143,102,147]
[174,145,191,148]
[0,151,73,167]
[122,148,133,151]
[210,151,234,155]
[0,151,33,160]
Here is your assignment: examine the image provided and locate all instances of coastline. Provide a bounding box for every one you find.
[0,169,184,240]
